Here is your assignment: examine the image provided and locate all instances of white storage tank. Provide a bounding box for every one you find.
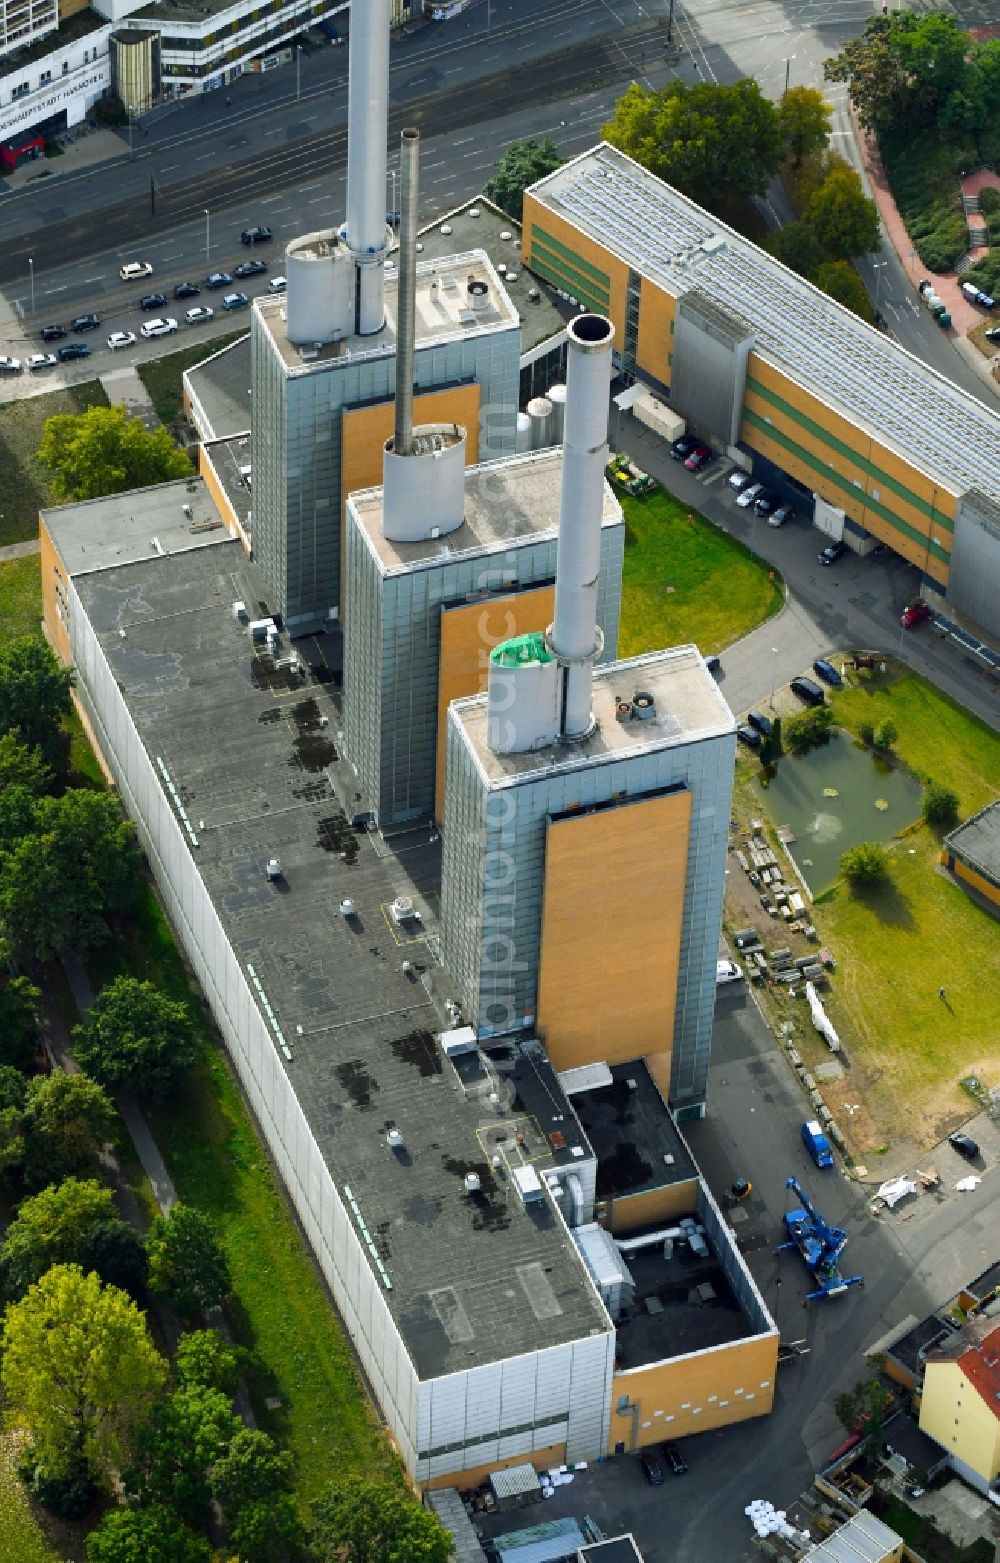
[382,423,467,543]
[486,632,559,754]
[514,411,532,454]
[526,395,554,450]
[285,231,354,347]
[548,382,567,443]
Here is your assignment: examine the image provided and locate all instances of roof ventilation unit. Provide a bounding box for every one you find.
[265,858,281,880]
[463,1172,481,1194]
[513,1165,544,1205]
[339,898,355,918]
[390,895,418,925]
[467,277,489,311]
[632,690,656,719]
[386,1127,404,1150]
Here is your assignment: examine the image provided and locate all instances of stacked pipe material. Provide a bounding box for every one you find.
[549,313,614,739]
[393,127,420,458]
[345,0,390,334]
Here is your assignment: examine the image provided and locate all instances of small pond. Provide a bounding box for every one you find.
[753,728,923,894]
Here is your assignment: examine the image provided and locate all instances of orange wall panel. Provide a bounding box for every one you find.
[636,277,676,387]
[38,519,72,666]
[198,446,250,553]
[523,192,628,335]
[422,1440,567,1493]
[609,1180,698,1235]
[537,790,692,1073]
[435,585,555,822]
[609,1332,778,1450]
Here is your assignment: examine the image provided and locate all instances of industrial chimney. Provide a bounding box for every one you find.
[486,313,614,754]
[382,126,467,543]
[345,0,392,335]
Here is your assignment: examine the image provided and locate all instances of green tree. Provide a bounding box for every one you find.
[38,404,193,504]
[175,1329,240,1394]
[308,1477,453,1563]
[0,731,53,798]
[484,136,564,222]
[814,260,876,322]
[210,1429,300,1562]
[0,1176,116,1300]
[840,841,889,886]
[22,1071,117,1186]
[78,1218,149,1298]
[874,718,898,750]
[895,13,969,126]
[0,1064,27,1179]
[922,781,960,829]
[1,1264,166,1482]
[779,85,832,165]
[768,221,825,280]
[825,12,971,137]
[833,1375,894,1453]
[0,788,139,961]
[0,973,41,1071]
[0,783,39,856]
[127,1385,240,1519]
[146,1204,231,1318]
[74,976,199,1101]
[759,716,783,768]
[86,1504,212,1563]
[784,705,834,753]
[804,166,880,259]
[603,78,783,206]
[858,720,875,747]
[0,635,73,771]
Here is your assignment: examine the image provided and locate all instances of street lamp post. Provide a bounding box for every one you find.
[204,209,210,265]
[770,646,779,708]
[387,167,397,221]
[783,56,794,96]
[296,44,301,102]
[28,257,34,316]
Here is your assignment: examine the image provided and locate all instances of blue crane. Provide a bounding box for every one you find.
[776,1176,864,1303]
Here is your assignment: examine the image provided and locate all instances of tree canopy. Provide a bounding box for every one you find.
[814,260,876,322]
[146,1203,231,1318]
[923,781,960,829]
[484,136,564,222]
[840,841,890,886]
[1,1263,166,1482]
[0,974,41,1072]
[38,403,193,504]
[21,1070,117,1186]
[603,78,783,206]
[0,1176,116,1301]
[825,13,999,139]
[0,787,139,961]
[174,1328,241,1394]
[0,732,53,798]
[74,976,200,1100]
[804,165,880,259]
[85,1504,212,1563]
[78,1217,149,1298]
[0,635,73,771]
[778,85,832,165]
[210,1428,300,1562]
[127,1384,241,1519]
[307,1477,454,1563]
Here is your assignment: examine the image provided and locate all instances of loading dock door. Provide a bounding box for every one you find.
[813,495,846,541]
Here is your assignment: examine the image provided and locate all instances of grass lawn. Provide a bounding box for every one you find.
[872,1492,992,1563]
[87,889,399,1505]
[0,555,42,637]
[138,329,248,426]
[0,1438,66,1563]
[618,486,783,658]
[0,381,108,548]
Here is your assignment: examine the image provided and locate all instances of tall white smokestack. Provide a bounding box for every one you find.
[549,313,614,740]
[345,0,391,335]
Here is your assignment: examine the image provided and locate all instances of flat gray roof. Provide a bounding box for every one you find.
[201,435,253,535]
[183,333,251,442]
[41,475,229,574]
[944,798,1000,885]
[529,144,1000,503]
[571,1062,697,1202]
[349,448,623,575]
[451,646,736,788]
[71,539,610,1378]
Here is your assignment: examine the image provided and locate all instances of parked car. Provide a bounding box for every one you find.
[736,723,762,750]
[57,342,91,361]
[716,959,743,985]
[27,353,58,371]
[986,325,1000,343]
[948,1132,980,1161]
[670,434,700,461]
[186,306,214,324]
[205,271,233,290]
[802,1119,834,1169]
[268,275,288,294]
[119,260,153,282]
[753,490,778,516]
[812,658,843,687]
[222,292,250,312]
[768,503,794,527]
[139,292,168,312]
[70,313,100,332]
[790,676,825,707]
[900,601,932,629]
[728,469,752,491]
[684,443,715,472]
[663,1443,688,1476]
[107,331,136,351]
[173,281,201,300]
[640,1452,665,1486]
[747,710,772,737]
[234,258,267,278]
[241,224,273,245]
[0,355,21,375]
[140,318,178,339]
[818,541,848,565]
[40,324,66,341]
[736,482,763,509]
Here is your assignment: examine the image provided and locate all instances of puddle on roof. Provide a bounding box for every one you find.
[391,1029,441,1077]
[596,1142,655,1198]
[289,696,337,772]
[316,813,360,864]
[258,707,283,724]
[336,1059,377,1109]
[292,779,331,802]
[441,1156,510,1233]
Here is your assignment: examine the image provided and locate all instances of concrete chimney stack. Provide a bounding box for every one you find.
[345,0,391,334]
[393,126,420,458]
[548,312,614,740]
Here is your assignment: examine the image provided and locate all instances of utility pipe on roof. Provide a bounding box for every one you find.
[393,127,420,458]
[614,1225,687,1255]
[345,0,390,334]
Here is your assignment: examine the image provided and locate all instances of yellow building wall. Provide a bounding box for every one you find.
[38,518,72,666]
[339,384,482,613]
[609,1332,778,1451]
[919,1361,1000,1481]
[198,446,250,552]
[522,192,628,338]
[608,1180,698,1236]
[435,585,555,823]
[537,789,692,1074]
[635,277,676,389]
[946,856,1000,907]
[422,1440,567,1493]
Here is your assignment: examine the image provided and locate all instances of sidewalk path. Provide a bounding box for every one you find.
[100,366,161,432]
[0,538,40,562]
